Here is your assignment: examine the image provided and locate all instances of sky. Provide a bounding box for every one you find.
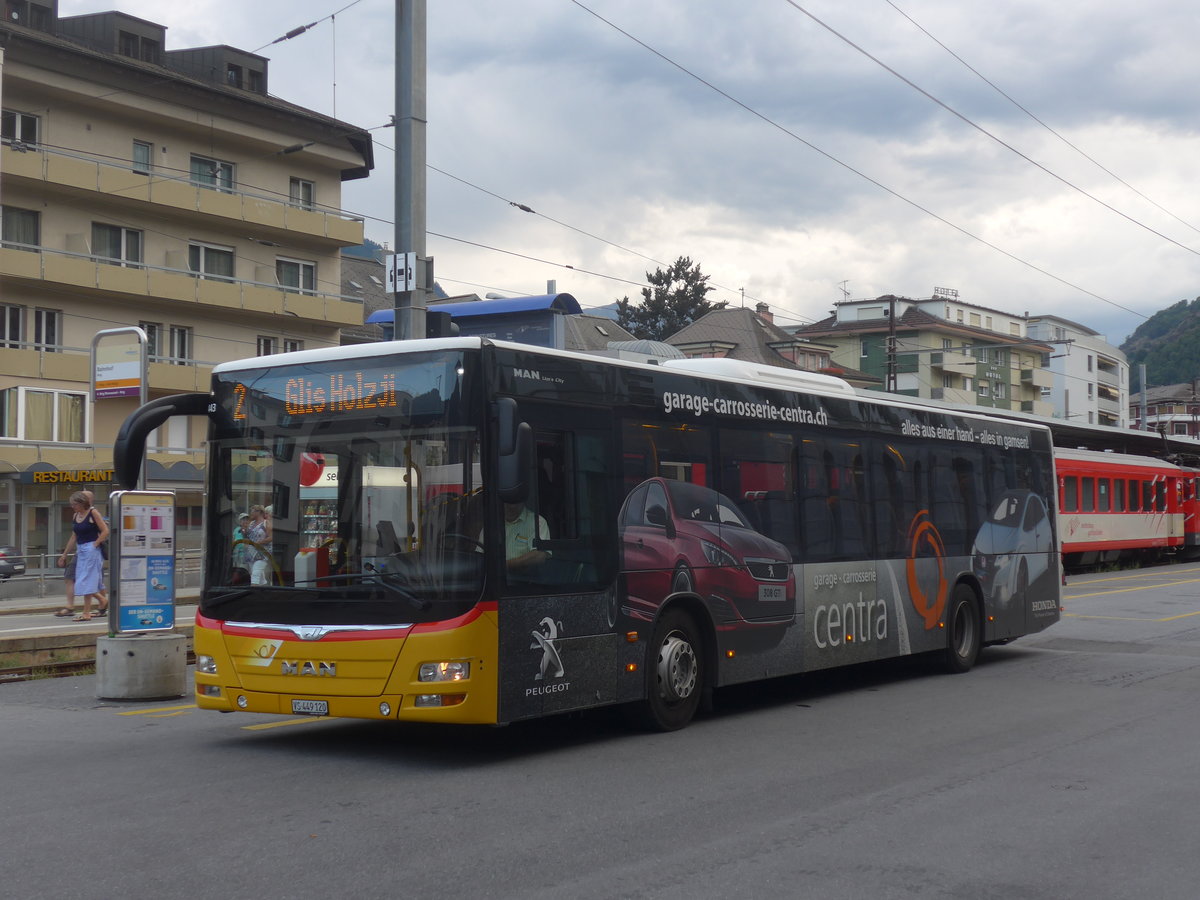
[60,0,1200,345]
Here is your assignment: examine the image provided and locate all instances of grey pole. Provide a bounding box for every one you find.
[394,0,428,341]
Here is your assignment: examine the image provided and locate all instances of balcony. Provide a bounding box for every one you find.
[0,340,214,394]
[0,244,363,328]
[929,349,977,376]
[930,387,975,404]
[1019,400,1054,416]
[1020,367,1053,389]
[2,141,364,246]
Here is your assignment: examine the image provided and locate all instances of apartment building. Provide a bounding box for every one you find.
[1129,382,1200,437]
[0,2,373,561]
[1026,314,1129,428]
[792,294,1054,414]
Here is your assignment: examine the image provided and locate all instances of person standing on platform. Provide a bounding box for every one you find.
[57,491,110,621]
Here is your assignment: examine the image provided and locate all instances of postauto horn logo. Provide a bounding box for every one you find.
[905,510,947,630]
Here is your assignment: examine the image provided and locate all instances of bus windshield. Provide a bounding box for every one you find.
[203,353,485,626]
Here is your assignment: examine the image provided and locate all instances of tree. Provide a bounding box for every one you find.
[616,256,725,341]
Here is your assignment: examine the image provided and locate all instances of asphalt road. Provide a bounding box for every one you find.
[5,565,1200,899]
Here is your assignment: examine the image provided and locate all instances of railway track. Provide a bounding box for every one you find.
[0,650,195,684]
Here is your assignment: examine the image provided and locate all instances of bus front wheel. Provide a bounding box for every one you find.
[631,608,705,731]
[943,583,981,674]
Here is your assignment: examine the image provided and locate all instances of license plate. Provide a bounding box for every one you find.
[292,699,328,716]
[758,584,786,602]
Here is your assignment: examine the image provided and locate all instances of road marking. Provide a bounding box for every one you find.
[1065,577,1200,599]
[118,703,197,716]
[241,716,330,731]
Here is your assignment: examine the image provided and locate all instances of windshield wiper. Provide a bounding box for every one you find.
[300,572,432,611]
[205,586,320,609]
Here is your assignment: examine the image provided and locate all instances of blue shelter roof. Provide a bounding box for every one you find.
[366,293,582,324]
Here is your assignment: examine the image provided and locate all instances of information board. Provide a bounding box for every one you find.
[110,490,176,633]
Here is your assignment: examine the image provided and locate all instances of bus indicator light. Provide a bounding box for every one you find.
[626,663,638,673]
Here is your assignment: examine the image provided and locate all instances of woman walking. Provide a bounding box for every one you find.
[57,491,110,621]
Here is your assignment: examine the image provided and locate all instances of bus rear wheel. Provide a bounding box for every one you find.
[631,608,705,731]
[942,584,981,674]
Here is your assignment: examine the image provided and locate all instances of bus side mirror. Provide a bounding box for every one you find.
[496,397,531,503]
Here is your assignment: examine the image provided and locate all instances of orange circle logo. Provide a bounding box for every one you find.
[906,511,947,630]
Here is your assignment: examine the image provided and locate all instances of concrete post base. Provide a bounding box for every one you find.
[96,633,188,700]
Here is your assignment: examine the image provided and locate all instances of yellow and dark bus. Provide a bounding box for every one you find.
[114,337,1061,731]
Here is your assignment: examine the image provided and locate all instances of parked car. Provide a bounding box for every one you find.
[0,546,27,579]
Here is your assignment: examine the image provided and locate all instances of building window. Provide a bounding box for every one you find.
[168,326,192,365]
[978,381,989,397]
[993,382,1006,400]
[1,109,39,144]
[92,223,143,266]
[190,154,234,192]
[0,304,23,349]
[985,316,993,330]
[956,310,964,323]
[256,336,277,356]
[132,140,153,175]
[32,308,60,352]
[119,31,160,63]
[0,387,86,442]
[1010,323,1021,336]
[289,177,315,210]
[942,338,952,349]
[276,257,316,294]
[1087,355,1094,372]
[248,70,264,93]
[943,374,956,389]
[1,206,39,250]
[860,339,869,358]
[188,242,235,281]
[226,64,243,88]
[139,321,163,361]
[283,339,304,353]
[970,313,981,326]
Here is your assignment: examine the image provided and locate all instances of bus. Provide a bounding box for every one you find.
[113,338,1061,731]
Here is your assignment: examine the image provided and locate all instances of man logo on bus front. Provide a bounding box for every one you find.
[531,616,565,680]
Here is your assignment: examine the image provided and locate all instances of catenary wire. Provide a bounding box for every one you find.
[885,0,1200,239]
[568,0,1148,322]
[782,1,1200,260]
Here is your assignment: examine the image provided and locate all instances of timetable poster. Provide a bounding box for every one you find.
[112,491,177,634]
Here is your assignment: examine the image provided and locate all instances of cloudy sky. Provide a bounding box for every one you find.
[62,0,1200,344]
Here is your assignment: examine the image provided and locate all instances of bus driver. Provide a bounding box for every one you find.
[498,500,550,571]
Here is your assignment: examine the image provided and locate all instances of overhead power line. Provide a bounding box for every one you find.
[885,0,1200,239]
[783,1,1200,261]
[568,0,1147,321]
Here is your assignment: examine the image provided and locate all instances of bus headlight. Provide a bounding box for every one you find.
[419,661,470,682]
[196,655,218,675]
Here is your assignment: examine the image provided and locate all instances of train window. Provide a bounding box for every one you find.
[1114,479,1125,512]
[1156,481,1167,512]
[1129,479,1141,512]
[1062,476,1077,512]
[1082,477,1095,512]
[1098,479,1110,512]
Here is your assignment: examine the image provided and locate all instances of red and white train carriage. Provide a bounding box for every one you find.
[1054,447,1200,568]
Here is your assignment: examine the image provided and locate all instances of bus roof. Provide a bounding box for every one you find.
[210,337,1052,436]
